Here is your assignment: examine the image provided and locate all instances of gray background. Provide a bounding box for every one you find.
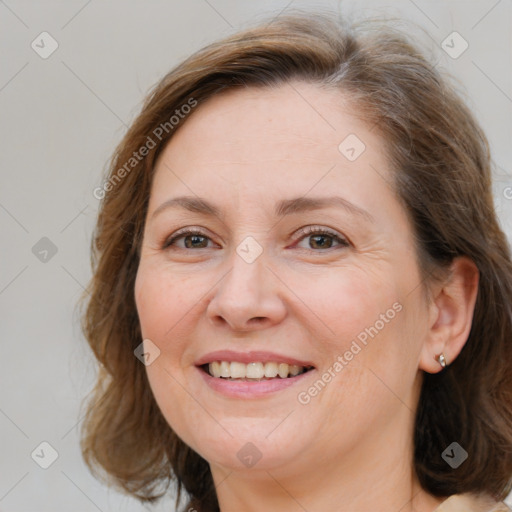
[1,0,511,510]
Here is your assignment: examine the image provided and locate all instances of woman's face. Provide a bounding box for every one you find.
[135,82,430,478]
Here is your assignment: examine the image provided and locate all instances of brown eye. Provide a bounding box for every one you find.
[295,227,349,251]
[163,229,213,249]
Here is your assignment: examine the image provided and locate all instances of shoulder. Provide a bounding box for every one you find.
[434,493,510,512]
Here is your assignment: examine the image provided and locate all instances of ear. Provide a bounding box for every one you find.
[419,256,479,374]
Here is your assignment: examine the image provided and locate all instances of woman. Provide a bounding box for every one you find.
[80,11,512,512]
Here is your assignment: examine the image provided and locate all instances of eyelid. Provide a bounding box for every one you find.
[162,226,215,249]
[294,225,346,240]
[292,225,350,248]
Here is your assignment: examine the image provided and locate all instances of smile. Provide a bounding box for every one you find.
[203,361,315,380]
[194,350,317,398]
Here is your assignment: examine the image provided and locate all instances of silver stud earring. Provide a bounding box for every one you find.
[435,353,448,368]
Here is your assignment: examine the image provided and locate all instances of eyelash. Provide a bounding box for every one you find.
[162,226,350,252]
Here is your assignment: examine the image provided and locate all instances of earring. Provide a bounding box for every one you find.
[435,353,448,368]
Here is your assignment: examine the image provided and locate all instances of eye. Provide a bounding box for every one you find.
[294,226,350,251]
[162,226,350,252]
[163,228,215,250]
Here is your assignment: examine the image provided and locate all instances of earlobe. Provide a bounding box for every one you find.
[433,352,448,369]
[419,256,479,374]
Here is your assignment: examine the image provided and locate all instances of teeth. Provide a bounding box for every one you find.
[211,361,221,376]
[219,361,230,378]
[289,365,301,376]
[230,362,246,378]
[278,363,289,378]
[207,361,310,379]
[264,362,278,378]
[246,362,264,378]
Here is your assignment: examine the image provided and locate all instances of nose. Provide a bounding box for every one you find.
[206,250,287,333]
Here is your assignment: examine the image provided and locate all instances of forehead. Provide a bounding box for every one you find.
[163,82,370,157]
[149,82,393,211]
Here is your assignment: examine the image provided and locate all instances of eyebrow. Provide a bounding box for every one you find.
[151,195,374,223]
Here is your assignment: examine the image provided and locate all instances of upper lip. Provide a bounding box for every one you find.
[195,350,315,368]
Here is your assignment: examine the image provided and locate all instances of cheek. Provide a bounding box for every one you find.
[134,262,196,346]
[300,262,422,398]
[292,265,401,351]
[135,264,205,448]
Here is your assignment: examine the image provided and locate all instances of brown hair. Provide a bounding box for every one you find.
[80,10,512,511]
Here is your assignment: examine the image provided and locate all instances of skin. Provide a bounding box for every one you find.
[134,81,479,512]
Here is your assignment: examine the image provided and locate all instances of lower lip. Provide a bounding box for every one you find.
[196,366,315,398]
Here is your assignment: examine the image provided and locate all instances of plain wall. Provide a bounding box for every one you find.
[1,0,511,510]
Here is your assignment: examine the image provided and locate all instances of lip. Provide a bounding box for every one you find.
[194,350,315,368]
[196,365,316,399]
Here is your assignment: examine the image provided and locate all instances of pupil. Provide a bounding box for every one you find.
[185,235,207,248]
[311,235,331,249]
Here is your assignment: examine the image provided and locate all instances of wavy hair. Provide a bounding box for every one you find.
[80,10,512,511]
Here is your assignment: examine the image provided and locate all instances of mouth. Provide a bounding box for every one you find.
[200,361,315,381]
[194,350,317,398]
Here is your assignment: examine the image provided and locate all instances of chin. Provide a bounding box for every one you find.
[189,423,308,472]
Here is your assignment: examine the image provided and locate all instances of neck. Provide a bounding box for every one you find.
[211,456,443,512]
[209,411,444,512]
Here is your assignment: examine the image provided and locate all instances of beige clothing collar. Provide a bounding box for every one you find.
[434,493,510,512]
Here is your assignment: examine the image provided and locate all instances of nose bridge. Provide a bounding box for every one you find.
[206,234,286,330]
[220,237,269,305]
